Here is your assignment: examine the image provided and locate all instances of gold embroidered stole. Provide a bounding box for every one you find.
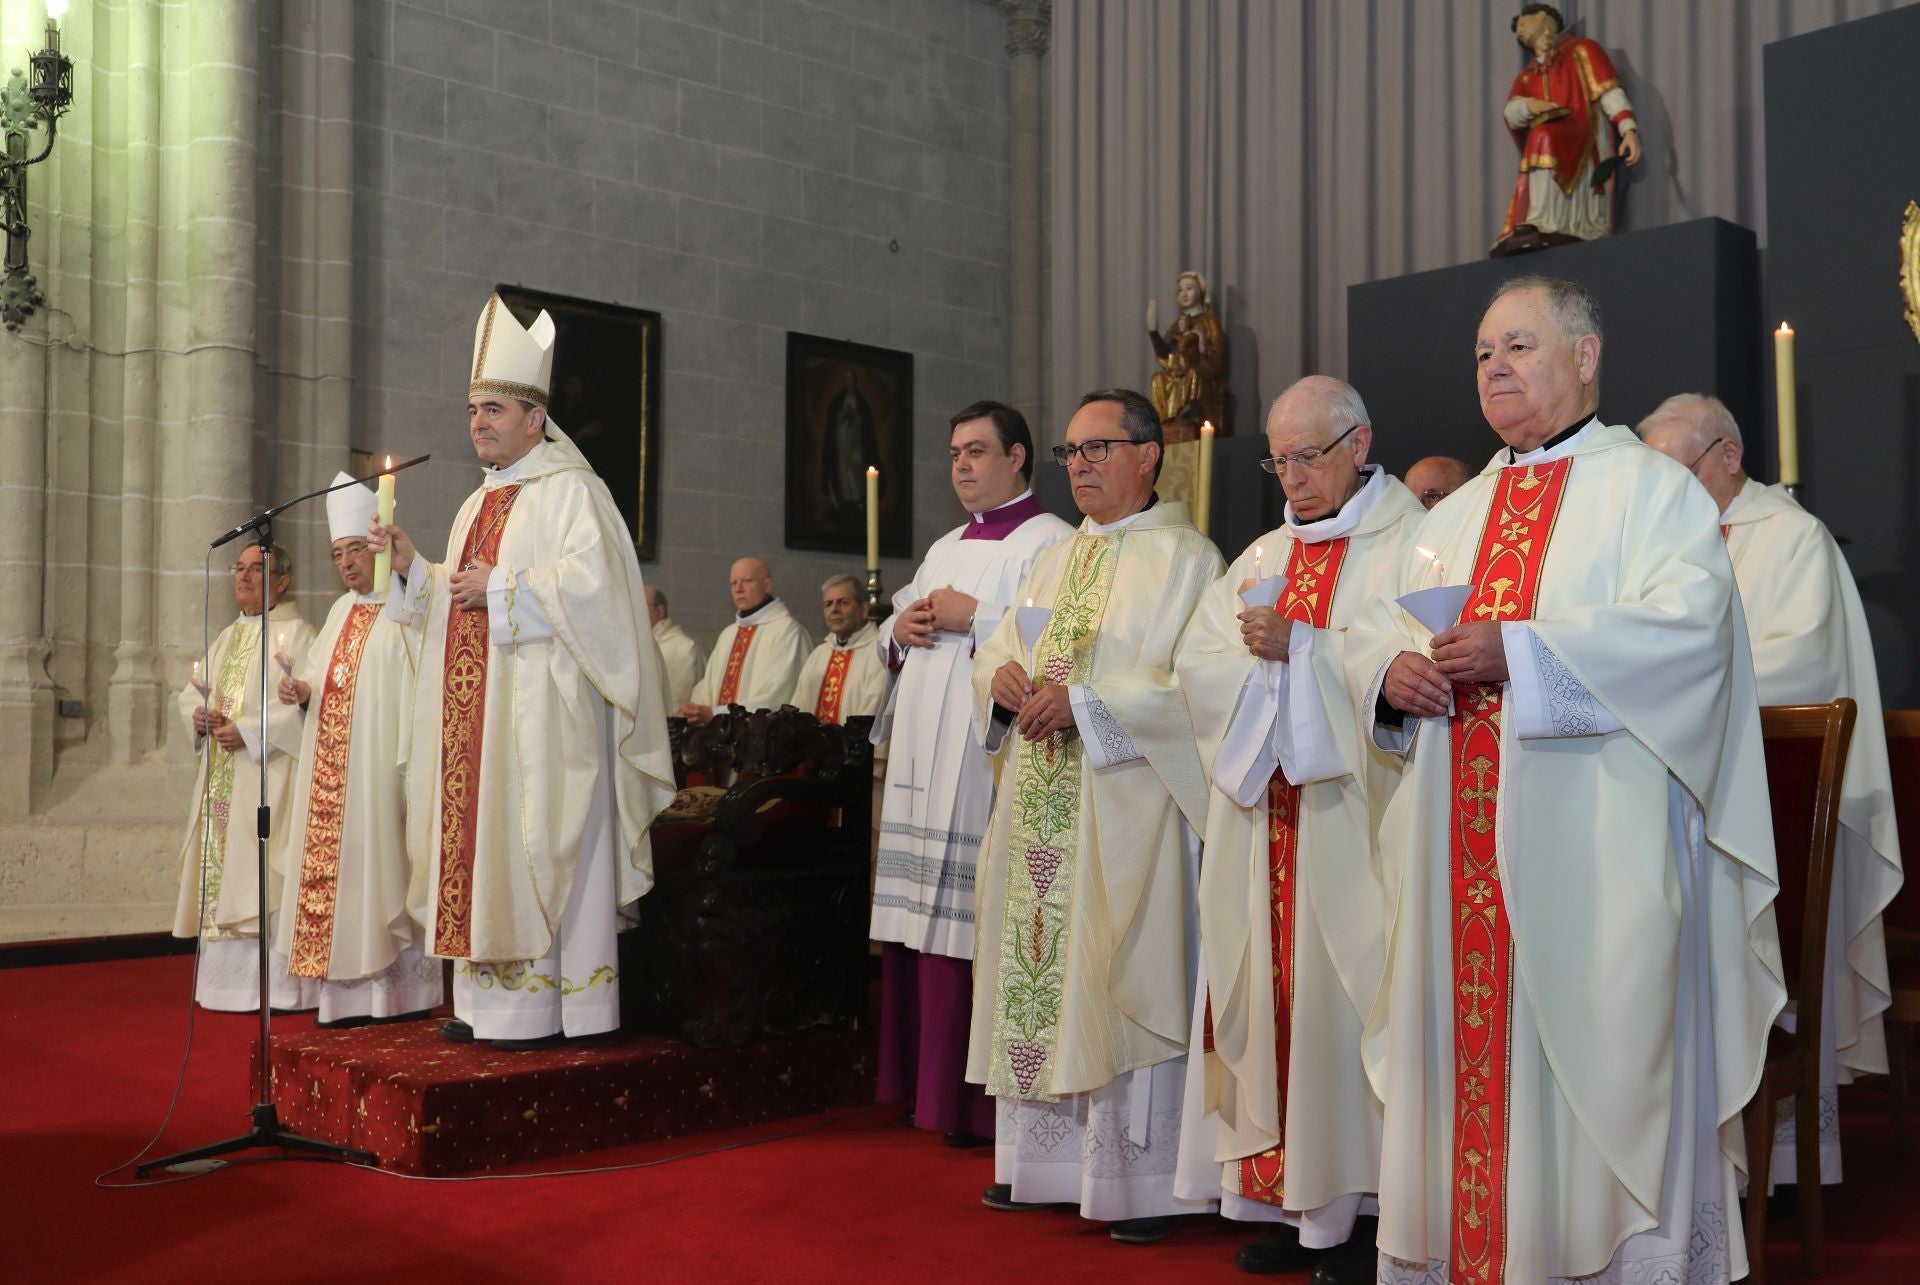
[288,604,379,979]
[813,647,854,722]
[1449,459,1570,1285]
[1228,536,1350,1206]
[196,623,258,935]
[433,484,522,957]
[716,625,757,706]
[989,530,1123,1100]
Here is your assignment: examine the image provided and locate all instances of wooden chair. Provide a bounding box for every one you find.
[1745,698,1856,1283]
[1879,711,1920,1147]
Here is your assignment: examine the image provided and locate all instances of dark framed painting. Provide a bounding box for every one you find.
[498,285,662,561]
[784,333,914,558]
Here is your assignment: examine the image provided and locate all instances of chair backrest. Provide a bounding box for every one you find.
[1882,710,1920,935]
[1761,701,1857,1060]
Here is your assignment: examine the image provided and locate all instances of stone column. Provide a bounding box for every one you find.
[1001,1,1050,434]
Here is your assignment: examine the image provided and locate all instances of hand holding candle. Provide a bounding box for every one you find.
[373,456,397,594]
[1774,324,1799,487]
[865,465,880,569]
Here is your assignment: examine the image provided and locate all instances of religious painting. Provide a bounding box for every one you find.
[497,285,662,560]
[784,333,914,558]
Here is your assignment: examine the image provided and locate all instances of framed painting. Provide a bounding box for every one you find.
[784,333,914,559]
[498,285,663,560]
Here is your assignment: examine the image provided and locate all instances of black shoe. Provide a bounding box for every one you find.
[981,1183,1053,1212]
[490,1033,565,1052]
[269,1007,310,1017]
[1235,1226,1316,1275]
[438,1018,474,1044]
[316,1014,375,1030]
[943,1131,993,1148]
[371,1008,434,1025]
[1110,1216,1178,1244]
[1304,1221,1380,1285]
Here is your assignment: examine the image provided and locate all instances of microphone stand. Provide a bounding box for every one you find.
[138,457,429,1177]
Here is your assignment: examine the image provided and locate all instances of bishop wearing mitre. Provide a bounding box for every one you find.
[371,295,676,1050]
[171,543,318,1012]
[272,475,442,1026]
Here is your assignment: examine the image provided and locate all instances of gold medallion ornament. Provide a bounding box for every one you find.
[989,531,1123,1101]
[1900,200,1920,347]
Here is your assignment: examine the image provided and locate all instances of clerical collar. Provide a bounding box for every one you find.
[1284,465,1385,541]
[486,441,546,485]
[1083,492,1159,536]
[962,489,1045,541]
[1719,475,1759,524]
[831,625,866,649]
[1506,415,1599,465]
[737,597,780,624]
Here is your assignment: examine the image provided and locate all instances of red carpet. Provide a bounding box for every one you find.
[5,954,1918,1283]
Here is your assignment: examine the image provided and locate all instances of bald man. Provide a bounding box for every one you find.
[1403,456,1473,509]
[683,557,812,723]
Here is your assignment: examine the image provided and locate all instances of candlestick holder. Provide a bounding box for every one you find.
[865,567,891,623]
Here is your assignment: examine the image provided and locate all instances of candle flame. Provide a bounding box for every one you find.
[1777,322,1793,336]
[384,454,392,470]
[1413,546,1437,561]
[1200,420,1214,435]
[866,465,878,477]
[1025,598,1033,608]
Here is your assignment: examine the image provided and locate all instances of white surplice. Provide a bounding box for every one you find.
[791,622,889,721]
[970,499,1223,1221]
[388,430,675,1040]
[691,598,812,711]
[1722,477,1903,1187]
[868,497,1073,959]
[173,601,320,1012]
[1170,467,1425,1243]
[652,617,704,714]
[1295,421,1782,1282]
[273,591,441,1023]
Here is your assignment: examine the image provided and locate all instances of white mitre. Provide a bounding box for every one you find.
[470,292,556,408]
[325,471,377,543]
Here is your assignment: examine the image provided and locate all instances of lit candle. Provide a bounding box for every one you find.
[1774,324,1799,487]
[191,658,206,694]
[1195,420,1215,537]
[374,455,396,594]
[1253,543,1263,583]
[275,629,292,677]
[865,465,880,569]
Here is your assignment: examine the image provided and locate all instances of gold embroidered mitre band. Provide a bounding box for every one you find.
[469,293,556,408]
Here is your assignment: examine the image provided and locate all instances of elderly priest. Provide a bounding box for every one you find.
[792,574,886,722]
[1172,376,1425,1277]
[172,543,318,1012]
[970,388,1224,1243]
[871,400,1072,1148]
[371,294,676,1051]
[273,476,441,1026]
[647,587,704,714]
[1283,277,1781,1284]
[1642,392,1903,1192]
[683,557,811,723]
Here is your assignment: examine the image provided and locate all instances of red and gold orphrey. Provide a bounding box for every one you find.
[813,648,854,723]
[288,603,381,978]
[715,625,758,706]
[1448,459,1570,1284]
[433,484,522,957]
[1228,536,1350,1205]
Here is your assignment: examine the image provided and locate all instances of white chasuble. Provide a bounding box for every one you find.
[1723,477,1902,1184]
[792,623,888,723]
[868,503,1073,958]
[173,600,316,942]
[652,618,704,713]
[1301,423,1782,1283]
[1171,468,1424,1233]
[691,598,812,711]
[273,591,423,989]
[967,500,1222,1100]
[387,431,676,981]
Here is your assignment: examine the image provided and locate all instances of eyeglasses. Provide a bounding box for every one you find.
[1259,424,1361,474]
[1685,437,1725,473]
[1051,438,1137,466]
[1417,489,1450,506]
[230,562,283,579]
[330,541,369,563]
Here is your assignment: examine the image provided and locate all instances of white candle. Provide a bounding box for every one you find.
[191,658,206,693]
[1253,543,1263,582]
[1775,324,1799,486]
[1195,420,1215,536]
[865,466,880,569]
[374,455,396,594]
[275,629,292,677]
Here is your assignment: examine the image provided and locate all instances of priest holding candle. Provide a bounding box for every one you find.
[369,293,676,1050]
[273,474,441,1026]
[170,543,319,1012]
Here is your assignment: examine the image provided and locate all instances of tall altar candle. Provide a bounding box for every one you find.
[1775,324,1799,487]
[865,465,880,569]
[1195,420,1215,537]
[373,456,396,594]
